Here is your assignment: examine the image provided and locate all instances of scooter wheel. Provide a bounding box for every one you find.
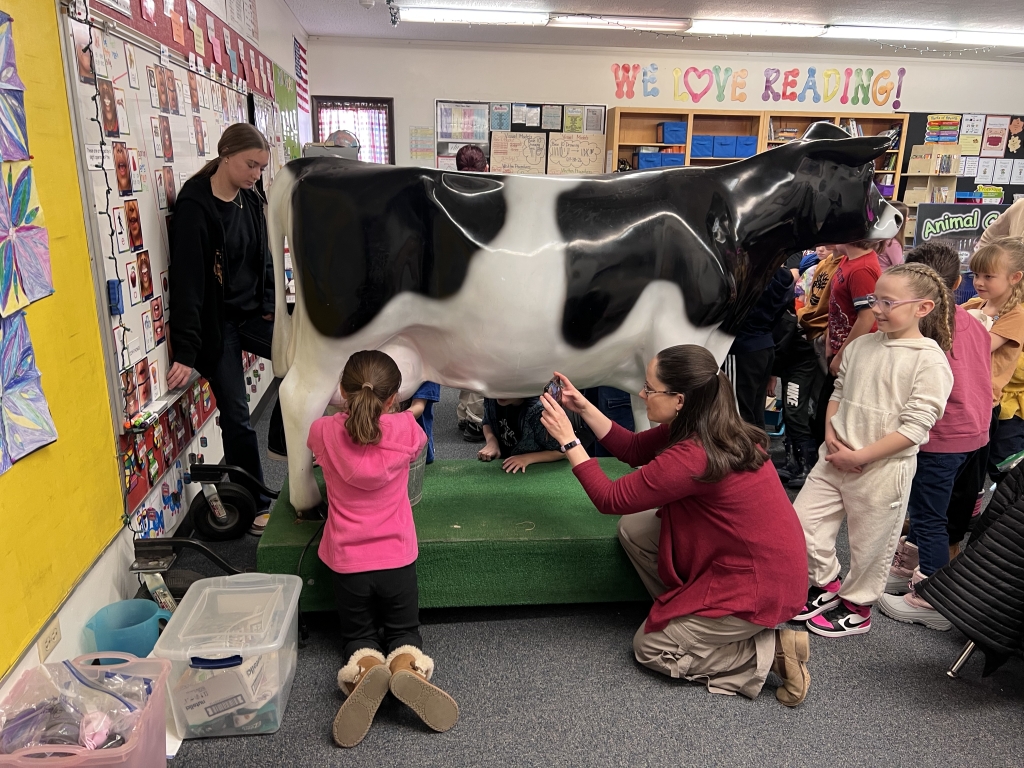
[190,482,256,541]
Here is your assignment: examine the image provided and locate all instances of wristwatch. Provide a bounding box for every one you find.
[560,438,581,454]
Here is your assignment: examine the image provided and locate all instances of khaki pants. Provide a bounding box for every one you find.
[794,446,914,606]
[618,512,775,698]
[457,390,483,424]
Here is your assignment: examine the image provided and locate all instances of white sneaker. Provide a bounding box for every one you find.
[878,592,952,631]
[248,512,270,536]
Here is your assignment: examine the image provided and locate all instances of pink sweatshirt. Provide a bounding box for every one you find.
[308,411,427,574]
[923,306,992,454]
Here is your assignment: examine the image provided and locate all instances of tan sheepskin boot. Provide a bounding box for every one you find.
[771,628,811,707]
[333,648,391,748]
[385,645,459,733]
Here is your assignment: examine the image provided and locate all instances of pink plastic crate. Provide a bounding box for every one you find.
[0,654,170,767]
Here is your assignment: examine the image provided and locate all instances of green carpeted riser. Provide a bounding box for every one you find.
[257,459,650,610]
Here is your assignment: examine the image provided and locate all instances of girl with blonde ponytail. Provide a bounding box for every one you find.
[792,263,954,638]
[308,350,459,748]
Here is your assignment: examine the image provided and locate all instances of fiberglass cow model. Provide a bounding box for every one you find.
[269,122,901,512]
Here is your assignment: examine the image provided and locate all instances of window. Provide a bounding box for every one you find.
[312,96,395,164]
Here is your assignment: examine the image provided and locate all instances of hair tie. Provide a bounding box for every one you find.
[362,382,374,389]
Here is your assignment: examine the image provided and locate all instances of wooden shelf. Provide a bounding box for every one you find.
[605,108,908,180]
[903,172,958,177]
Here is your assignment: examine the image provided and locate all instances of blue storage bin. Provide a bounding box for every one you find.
[713,135,738,158]
[636,153,662,169]
[656,122,688,144]
[735,136,758,157]
[691,135,714,157]
[660,153,685,167]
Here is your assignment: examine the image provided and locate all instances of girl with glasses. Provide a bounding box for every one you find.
[793,263,954,638]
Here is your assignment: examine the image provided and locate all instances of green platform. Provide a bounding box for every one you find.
[257,459,649,611]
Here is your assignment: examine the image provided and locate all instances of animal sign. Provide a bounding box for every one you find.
[269,122,900,511]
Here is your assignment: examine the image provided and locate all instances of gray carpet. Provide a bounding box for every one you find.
[171,387,1024,767]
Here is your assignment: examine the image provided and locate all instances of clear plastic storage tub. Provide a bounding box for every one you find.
[0,654,170,767]
[151,573,302,740]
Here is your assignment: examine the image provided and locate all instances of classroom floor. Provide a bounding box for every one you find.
[171,387,1024,767]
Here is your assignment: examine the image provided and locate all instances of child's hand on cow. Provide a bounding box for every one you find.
[478,440,501,462]
[552,372,589,415]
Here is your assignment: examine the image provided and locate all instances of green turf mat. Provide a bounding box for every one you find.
[257,458,650,610]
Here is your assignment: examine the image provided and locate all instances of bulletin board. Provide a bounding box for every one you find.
[900,112,1024,203]
[435,100,607,175]
[66,2,283,518]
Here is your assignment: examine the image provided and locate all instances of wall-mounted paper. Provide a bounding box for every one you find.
[490,102,511,132]
[1012,159,1024,186]
[0,162,53,318]
[981,116,1011,158]
[563,105,584,133]
[547,132,606,175]
[409,126,434,163]
[0,311,58,474]
[975,157,995,184]
[541,105,562,130]
[994,158,1013,185]
[489,131,547,175]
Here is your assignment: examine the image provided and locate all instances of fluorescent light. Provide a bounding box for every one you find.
[687,20,826,37]
[953,30,1024,47]
[547,15,692,32]
[399,7,548,25]
[822,26,955,42]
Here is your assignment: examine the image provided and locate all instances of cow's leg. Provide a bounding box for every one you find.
[631,395,651,432]
[280,346,343,513]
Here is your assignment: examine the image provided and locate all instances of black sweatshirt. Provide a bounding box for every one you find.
[168,174,274,377]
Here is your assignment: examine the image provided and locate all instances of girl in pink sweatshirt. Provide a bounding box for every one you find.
[309,350,458,748]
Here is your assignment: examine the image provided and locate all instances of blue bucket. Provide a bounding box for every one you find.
[86,600,171,660]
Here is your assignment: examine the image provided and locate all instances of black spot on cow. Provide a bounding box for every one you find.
[289,157,507,338]
[556,127,892,348]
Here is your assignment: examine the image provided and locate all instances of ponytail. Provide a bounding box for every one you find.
[340,350,402,445]
[193,123,270,180]
[656,345,769,483]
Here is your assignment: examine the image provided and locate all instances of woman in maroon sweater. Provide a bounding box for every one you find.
[539,345,810,705]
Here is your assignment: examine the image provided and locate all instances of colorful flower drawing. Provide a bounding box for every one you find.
[0,161,52,317]
[0,12,28,162]
[0,311,57,473]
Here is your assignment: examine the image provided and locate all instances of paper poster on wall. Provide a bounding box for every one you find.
[0,311,58,475]
[563,106,584,134]
[525,106,541,127]
[994,158,1013,185]
[436,102,489,142]
[541,105,562,131]
[490,103,511,132]
[113,207,129,252]
[961,114,985,135]
[960,156,980,178]
[0,162,53,318]
[511,103,527,124]
[981,116,1011,158]
[1008,117,1024,156]
[124,43,139,89]
[1012,159,1024,185]
[489,131,547,175]
[114,88,130,135]
[547,132,606,175]
[436,155,457,170]
[975,157,995,184]
[410,126,434,163]
[584,106,605,134]
[94,0,134,16]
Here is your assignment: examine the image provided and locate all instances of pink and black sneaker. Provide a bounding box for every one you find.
[807,598,871,637]
[792,579,842,621]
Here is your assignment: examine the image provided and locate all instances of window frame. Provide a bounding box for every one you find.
[311,95,396,165]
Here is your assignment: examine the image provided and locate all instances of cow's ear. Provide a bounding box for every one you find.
[801,121,850,142]
[801,135,891,167]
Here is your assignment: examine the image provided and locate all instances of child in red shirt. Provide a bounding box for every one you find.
[827,240,883,374]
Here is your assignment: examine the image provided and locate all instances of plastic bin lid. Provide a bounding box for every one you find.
[153,573,302,661]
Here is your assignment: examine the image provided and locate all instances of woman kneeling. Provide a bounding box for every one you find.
[540,345,810,705]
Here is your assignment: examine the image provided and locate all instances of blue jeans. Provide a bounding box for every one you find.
[906,451,969,575]
[203,315,284,508]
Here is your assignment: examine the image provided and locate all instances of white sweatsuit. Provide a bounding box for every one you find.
[794,332,953,606]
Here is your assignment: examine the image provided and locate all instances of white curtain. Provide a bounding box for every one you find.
[317,100,390,164]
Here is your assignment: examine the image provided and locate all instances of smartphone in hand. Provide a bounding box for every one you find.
[544,377,563,403]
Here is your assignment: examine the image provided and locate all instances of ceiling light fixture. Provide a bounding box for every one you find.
[687,20,826,37]
[397,7,548,25]
[547,15,692,32]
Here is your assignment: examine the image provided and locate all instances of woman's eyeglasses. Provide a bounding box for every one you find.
[864,294,927,314]
[641,382,679,398]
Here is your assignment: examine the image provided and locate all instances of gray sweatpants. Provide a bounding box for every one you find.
[618,511,775,698]
[457,390,483,424]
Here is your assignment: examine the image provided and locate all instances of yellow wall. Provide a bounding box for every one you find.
[0,1,123,676]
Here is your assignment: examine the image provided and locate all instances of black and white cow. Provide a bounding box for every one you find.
[269,122,900,511]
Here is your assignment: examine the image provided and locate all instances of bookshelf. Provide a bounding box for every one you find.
[605,108,909,202]
[900,143,962,234]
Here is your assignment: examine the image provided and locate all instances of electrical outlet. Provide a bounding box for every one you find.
[37,618,61,662]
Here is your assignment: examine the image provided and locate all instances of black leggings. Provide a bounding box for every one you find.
[333,562,422,661]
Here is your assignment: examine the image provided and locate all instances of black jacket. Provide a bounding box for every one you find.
[919,466,1024,673]
[169,175,274,377]
[730,266,795,355]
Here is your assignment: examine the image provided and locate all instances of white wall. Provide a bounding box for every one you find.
[308,37,1024,166]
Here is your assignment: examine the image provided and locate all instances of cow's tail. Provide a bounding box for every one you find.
[268,163,297,379]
